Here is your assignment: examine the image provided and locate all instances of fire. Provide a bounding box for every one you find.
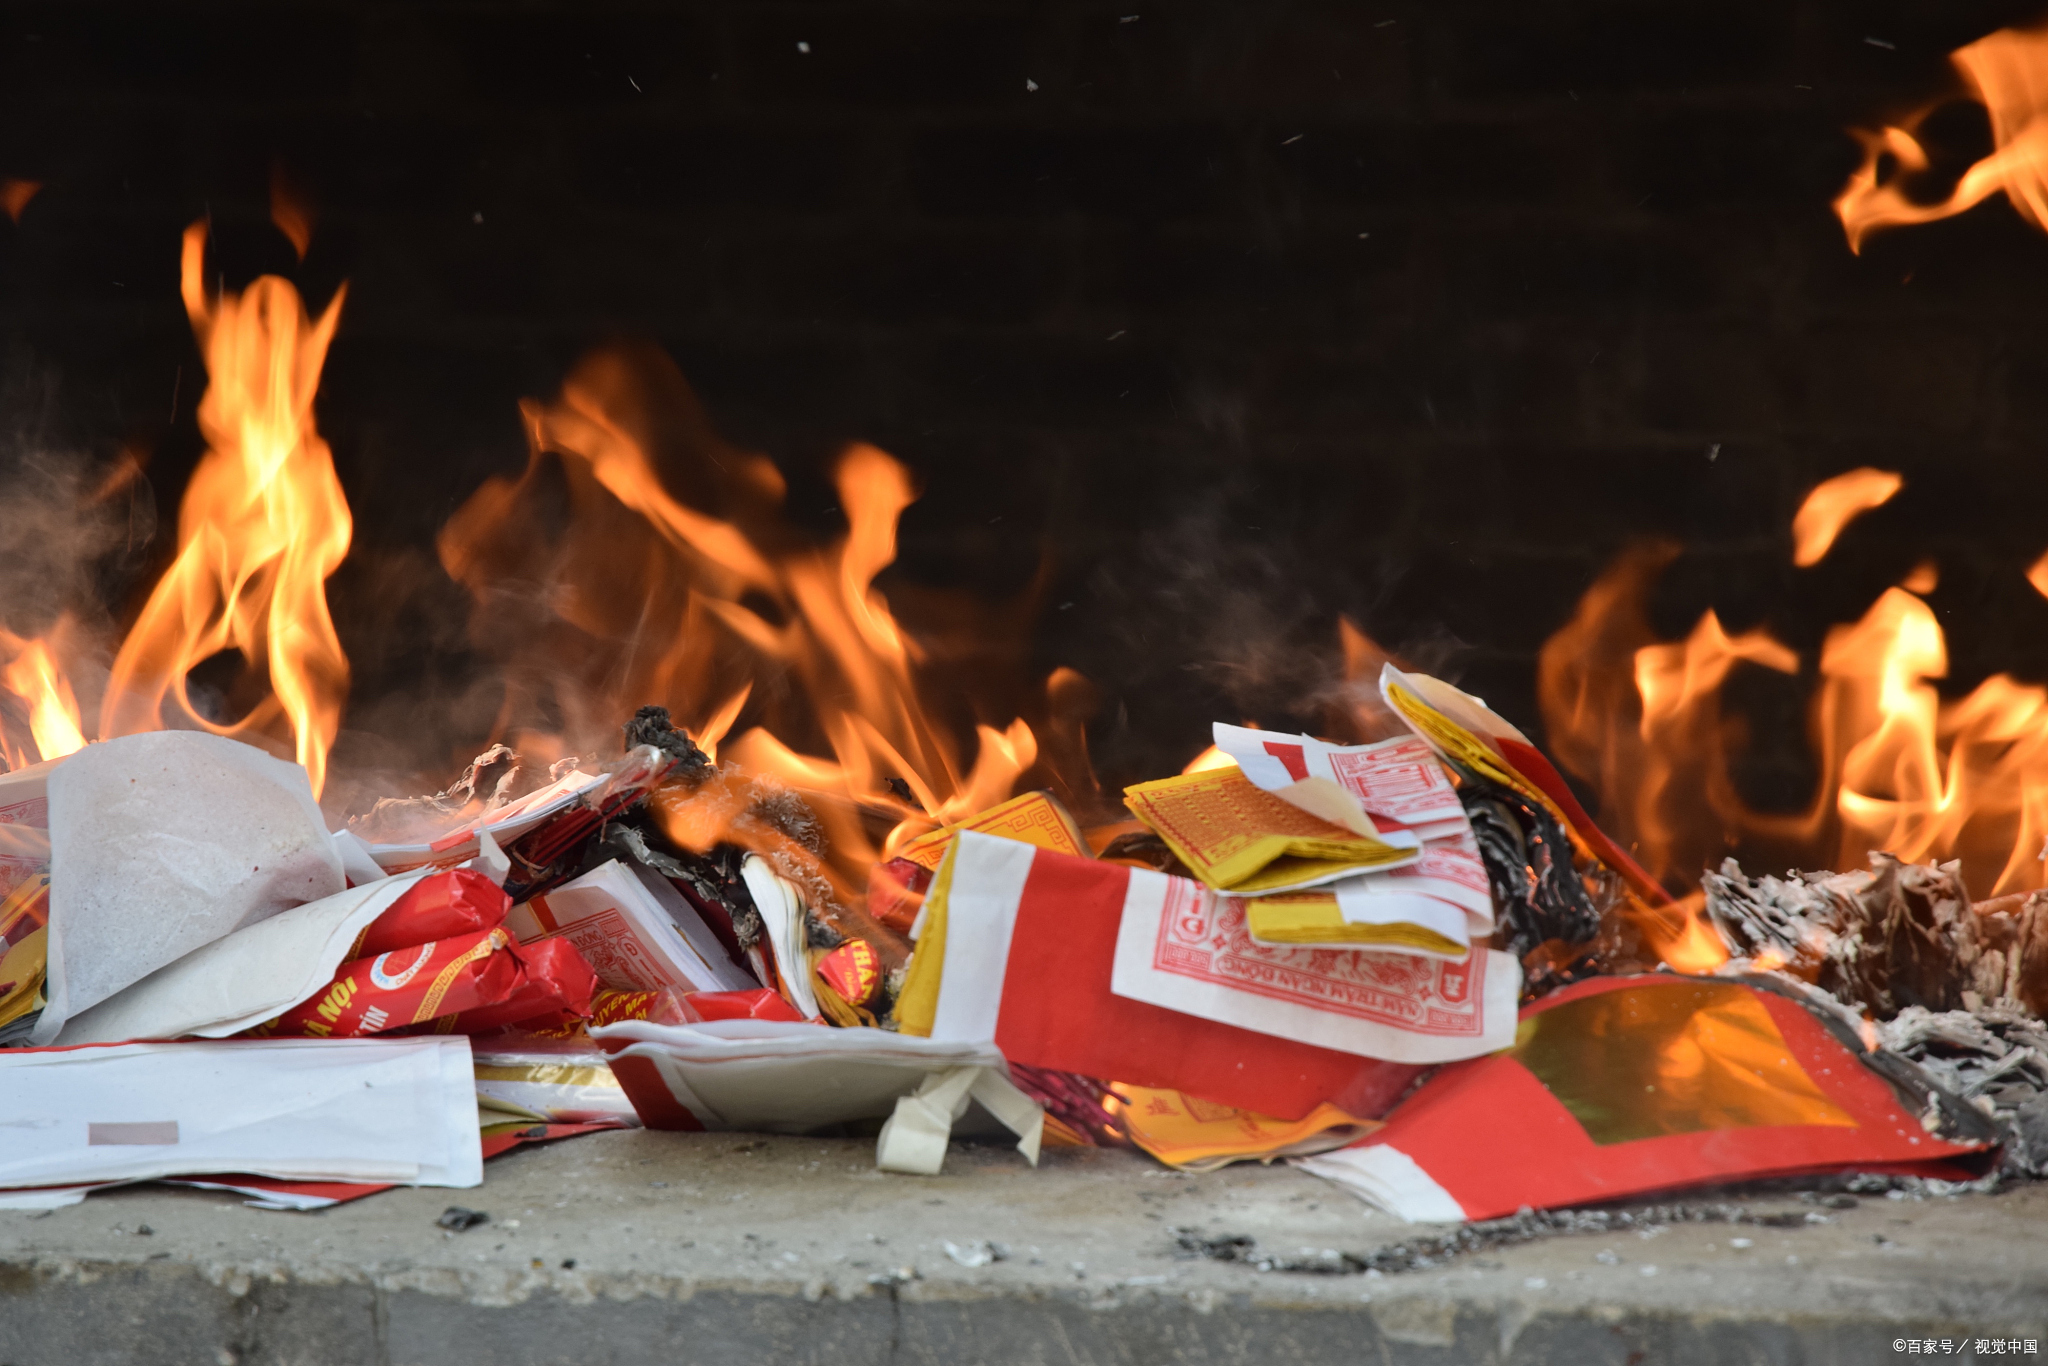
[1790,468,1902,567]
[1542,542,2048,903]
[1539,27,2048,906]
[439,344,1049,904]
[98,223,353,796]
[1835,24,2048,251]
[0,620,86,766]
[0,222,353,793]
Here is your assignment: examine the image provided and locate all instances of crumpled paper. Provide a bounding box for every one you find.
[53,870,433,1045]
[34,732,346,1044]
[875,1066,1044,1176]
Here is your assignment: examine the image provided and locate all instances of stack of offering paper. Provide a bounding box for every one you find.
[903,831,1517,1103]
[1207,725,1494,960]
[1122,764,1420,894]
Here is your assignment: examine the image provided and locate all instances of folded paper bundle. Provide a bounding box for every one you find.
[1123,765,1421,895]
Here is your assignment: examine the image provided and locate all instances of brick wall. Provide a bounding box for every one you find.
[3,0,2047,795]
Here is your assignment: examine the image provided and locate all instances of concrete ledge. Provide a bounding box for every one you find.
[4,1131,2044,1365]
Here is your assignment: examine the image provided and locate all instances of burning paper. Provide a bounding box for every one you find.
[35,732,347,1043]
[505,858,756,998]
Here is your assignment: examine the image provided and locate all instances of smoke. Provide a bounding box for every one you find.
[0,367,161,750]
[1073,484,1471,783]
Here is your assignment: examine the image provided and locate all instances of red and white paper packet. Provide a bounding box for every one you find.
[1110,868,1519,1064]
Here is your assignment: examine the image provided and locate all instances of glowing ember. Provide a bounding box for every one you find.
[1790,468,1902,567]
[1835,23,2048,251]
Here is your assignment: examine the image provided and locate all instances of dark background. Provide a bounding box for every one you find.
[5,0,2048,806]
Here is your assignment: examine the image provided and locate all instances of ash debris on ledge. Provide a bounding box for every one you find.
[1171,1174,2001,1278]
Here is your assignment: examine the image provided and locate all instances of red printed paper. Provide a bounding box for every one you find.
[1111,869,1518,1063]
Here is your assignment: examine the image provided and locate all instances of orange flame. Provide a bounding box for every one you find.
[1543,545,2048,902]
[1791,468,1902,567]
[2026,548,2048,600]
[439,345,1049,905]
[98,222,352,795]
[1836,25,2048,251]
[0,179,40,225]
[0,619,86,766]
[270,164,315,263]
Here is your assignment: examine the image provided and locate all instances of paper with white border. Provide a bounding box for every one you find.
[1294,1143,1469,1223]
[928,832,1038,1044]
[0,1037,481,1190]
[1341,832,1494,932]
[1213,724,1468,841]
[1111,868,1518,1064]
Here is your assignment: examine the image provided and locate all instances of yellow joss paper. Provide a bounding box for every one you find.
[1117,1085,1379,1172]
[1122,765,1413,894]
[891,836,964,1038]
[0,924,45,1030]
[897,790,1089,871]
[1244,892,1467,958]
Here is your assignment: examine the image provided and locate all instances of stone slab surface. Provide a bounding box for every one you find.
[2,1129,2044,1365]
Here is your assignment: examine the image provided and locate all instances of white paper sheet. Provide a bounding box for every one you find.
[53,870,433,1045]
[505,858,754,995]
[0,1037,481,1190]
[875,1066,1043,1175]
[592,1018,1006,1133]
[36,733,346,1043]
[741,855,821,1019]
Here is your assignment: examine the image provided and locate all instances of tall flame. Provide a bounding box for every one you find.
[439,345,1048,899]
[0,619,86,767]
[98,222,352,795]
[1836,25,2048,251]
[1542,546,2048,900]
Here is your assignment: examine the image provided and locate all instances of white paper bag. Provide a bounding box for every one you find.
[0,1037,481,1190]
[36,732,345,1042]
